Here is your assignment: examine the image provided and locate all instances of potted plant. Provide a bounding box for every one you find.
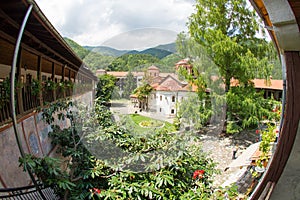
[64,80,74,89]
[31,79,42,95]
[44,79,57,91]
[0,78,10,109]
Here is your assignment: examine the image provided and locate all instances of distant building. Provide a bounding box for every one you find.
[231,78,283,101]
[106,60,283,117]
[252,78,283,101]
[149,75,197,117]
[95,69,144,90]
[175,58,194,76]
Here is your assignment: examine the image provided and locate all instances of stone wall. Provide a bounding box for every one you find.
[0,91,93,188]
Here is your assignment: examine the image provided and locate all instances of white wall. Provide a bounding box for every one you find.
[149,90,196,117]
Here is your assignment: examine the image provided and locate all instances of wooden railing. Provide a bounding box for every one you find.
[55,87,65,100]
[42,88,55,104]
[0,83,11,124]
[22,83,40,112]
[0,79,94,126]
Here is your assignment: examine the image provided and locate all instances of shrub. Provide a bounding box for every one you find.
[19,99,237,199]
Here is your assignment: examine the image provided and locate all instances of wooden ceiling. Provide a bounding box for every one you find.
[0,0,97,80]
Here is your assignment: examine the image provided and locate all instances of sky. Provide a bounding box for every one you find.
[35,0,195,50]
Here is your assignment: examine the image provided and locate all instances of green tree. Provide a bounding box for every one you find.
[96,74,117,103]
[157,53,183,73]
[176,33,226,131]
[122,71,137,99]
[20,99,229,199]
[186,0,277,133]
[188,0,273,91]
[226,86,281,131]
[107,54,160,71]
[83,51,115,72]
[64,37,89,59]
[177,94,213,130]
[133,83,153,110]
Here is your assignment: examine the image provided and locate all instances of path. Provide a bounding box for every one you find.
[200,127,257,186]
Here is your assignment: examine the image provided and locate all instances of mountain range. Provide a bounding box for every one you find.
[83,43,176,58]
[64,37,181,73]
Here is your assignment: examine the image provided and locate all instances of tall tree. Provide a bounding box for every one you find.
[133,83,153,110]
[122,71,137,99]
[184,0,277,133]
[188,0,273,91]
[96,74,117,104]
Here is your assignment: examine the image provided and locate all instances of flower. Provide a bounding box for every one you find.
[93,188,101,194]
[90,188,101,194]
[193,169,205,179]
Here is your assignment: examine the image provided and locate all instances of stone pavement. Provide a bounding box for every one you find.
[199,127,257,187]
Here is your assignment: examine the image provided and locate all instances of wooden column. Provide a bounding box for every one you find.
[51,62,56,101]
[62,65,66,98]
[37,55,43,106]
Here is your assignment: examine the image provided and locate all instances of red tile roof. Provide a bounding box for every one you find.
[106,71,144,77]
[148,65,159,70]
[153,75,196,92]
[252,79,283,90]
[175,58,190,65]
[230,78,283,90]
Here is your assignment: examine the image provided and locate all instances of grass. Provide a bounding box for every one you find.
[120,114,176,134]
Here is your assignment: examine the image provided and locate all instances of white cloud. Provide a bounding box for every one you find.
[35,0,195,48]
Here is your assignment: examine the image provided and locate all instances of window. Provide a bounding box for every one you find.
[172,96,175,102]
[159,108,162,112]
[160,96,162,101]
[171,109,175,114]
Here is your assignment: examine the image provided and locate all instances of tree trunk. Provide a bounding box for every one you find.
[222,78,231,134]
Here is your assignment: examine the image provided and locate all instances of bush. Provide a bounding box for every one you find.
[226,121,241,135]
[19,99,238,199]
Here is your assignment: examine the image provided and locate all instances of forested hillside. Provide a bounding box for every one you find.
[64,37,180,73]
[126,48,173,59]
[106,54,160,71]
[64,37,89,59]
[64,37,114,72]
[84,46,129,57]
[83,43,176,58]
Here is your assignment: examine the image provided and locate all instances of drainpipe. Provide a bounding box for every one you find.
[10,4,46,200]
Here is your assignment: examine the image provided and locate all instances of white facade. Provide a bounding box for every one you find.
[148,90,196,117]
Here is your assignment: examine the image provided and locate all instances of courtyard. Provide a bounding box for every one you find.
[109,99,257,190]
